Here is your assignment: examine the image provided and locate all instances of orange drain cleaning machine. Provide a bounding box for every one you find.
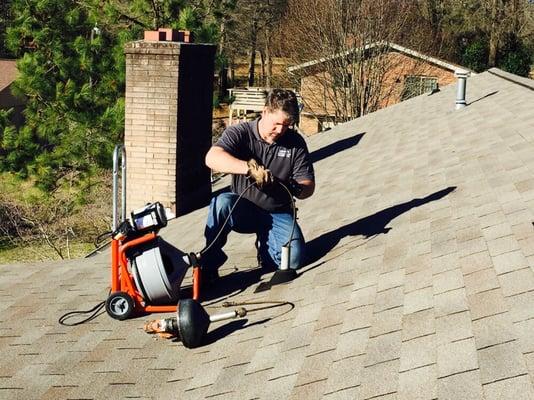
[106,220,203,320]
[105,145,201,320]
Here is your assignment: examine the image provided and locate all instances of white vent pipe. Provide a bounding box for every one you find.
[454,69,470,110]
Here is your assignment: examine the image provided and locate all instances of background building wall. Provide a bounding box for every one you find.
[298,51,458,135]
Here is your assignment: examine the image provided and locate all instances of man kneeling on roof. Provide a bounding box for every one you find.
[202,89,315,285]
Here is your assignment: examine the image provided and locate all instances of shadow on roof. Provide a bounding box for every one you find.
[467,90,498,106]
[182,266,269,303]
[202,319,249,345]
[304,186,457,267]
[309,132,365,163]
[202,314,286,346]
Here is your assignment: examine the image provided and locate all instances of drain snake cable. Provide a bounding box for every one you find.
[221,300,295,314]
[58,180,297,326]
[198,179,296,256]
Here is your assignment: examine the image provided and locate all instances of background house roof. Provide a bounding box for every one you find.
[1,68,534,399]
[0,59,18,92]
[288,42,469,74]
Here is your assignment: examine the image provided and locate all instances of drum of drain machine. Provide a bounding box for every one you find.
[131,238,188,304]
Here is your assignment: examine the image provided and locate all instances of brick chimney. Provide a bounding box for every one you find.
[124,35,215,216]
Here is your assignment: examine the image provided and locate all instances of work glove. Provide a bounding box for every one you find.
[247,159,273,188]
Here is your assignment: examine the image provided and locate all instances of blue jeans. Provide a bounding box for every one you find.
[202,192,305,271]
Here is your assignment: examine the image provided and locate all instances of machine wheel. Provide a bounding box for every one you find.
[106,291,134,320]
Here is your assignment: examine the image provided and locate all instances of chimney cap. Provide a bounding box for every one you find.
[454,69,471,78]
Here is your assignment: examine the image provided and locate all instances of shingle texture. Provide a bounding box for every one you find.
[1,68,534,399]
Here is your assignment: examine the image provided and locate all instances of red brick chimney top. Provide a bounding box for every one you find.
[144,28,193,43]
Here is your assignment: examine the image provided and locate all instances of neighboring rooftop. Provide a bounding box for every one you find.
[0,59,18,92]
[287,42,468,74]
[1,68,534,399]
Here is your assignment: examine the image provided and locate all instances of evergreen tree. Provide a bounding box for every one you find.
[0,1,13,58]
[1,0,236,190]
[0,0,283,189]
[3,0,134,189]
[498,33,532,77]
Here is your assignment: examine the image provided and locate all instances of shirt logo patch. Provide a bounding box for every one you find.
[277,148,291,158]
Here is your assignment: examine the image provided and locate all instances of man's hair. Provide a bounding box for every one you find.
[264,89,299,124]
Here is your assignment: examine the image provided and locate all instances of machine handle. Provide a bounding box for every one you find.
[112,144,127,232]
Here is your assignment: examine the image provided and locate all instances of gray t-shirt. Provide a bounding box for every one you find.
[216,118,315,212]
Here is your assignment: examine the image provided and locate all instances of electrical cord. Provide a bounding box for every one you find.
[90,178,295,261]
[198,179,297,257]
[198,182,256,257]
[277,181,297,247]
[94,231,112,247]
[58,290,110,326]
[84,231,113,258]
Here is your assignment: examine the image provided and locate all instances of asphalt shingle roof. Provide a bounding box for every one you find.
[1,68,534,399]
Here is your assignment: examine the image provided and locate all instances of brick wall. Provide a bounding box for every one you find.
[379,52,456,109]
[299,51,458,135]
[299,114,320,136]
[124,40,215,215]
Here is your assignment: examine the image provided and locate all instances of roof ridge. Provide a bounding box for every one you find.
[288,41,469,73]
[488,68,534,92]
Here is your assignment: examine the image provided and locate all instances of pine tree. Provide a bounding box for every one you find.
[2,0,239,190]
[2,0,140,189]
[0,0,13,57]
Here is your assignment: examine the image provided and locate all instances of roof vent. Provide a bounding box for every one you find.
[454,69,471,110]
